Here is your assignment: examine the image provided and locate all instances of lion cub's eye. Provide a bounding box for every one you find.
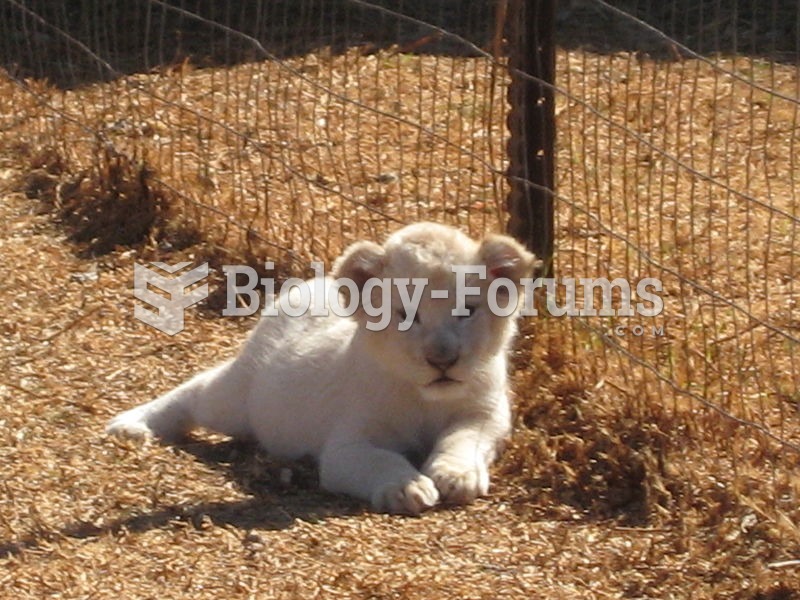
[459,305,478,319]
[396,308,420,325]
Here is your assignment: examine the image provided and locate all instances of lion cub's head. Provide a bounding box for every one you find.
[333,223,538,400]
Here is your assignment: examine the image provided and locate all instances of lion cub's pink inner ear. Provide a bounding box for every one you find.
[487,252,523,280]
[332,240,386,291]
[480,235,537,281]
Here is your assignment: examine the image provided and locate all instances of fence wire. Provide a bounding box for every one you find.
[1,0,799,539]
[555,1,799,446]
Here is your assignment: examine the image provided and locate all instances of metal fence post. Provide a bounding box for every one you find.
[506,0,556,276]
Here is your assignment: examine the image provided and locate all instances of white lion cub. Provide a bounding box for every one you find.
[107,222,536,514]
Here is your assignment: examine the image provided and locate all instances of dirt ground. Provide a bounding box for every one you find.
[1,163,799,598]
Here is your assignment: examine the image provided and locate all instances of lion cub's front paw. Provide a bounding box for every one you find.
[372,474,440,516]
[423,457,490,505]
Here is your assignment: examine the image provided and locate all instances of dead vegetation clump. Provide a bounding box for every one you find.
[510,383,669,523]
[501,318,800,595]
[21,146,200,255]
[504,321,676,524]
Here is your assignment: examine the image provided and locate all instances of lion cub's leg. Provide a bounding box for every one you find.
[319,440,440,515]
[421,423,501,504]
[106,360,250,442]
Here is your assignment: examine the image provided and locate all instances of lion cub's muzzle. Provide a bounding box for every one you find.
[423,331,461,375]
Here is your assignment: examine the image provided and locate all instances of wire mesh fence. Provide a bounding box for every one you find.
[553,0,800,465]
[1,0,509,269]
[543,1,800,546]
[1,0,799,552]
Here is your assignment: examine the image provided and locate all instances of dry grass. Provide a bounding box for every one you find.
[1,42,799,598]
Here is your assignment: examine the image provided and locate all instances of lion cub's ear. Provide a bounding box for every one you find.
[333,240,387,290]
[479,234,540,283]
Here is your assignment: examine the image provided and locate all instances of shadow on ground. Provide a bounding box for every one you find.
[0,436,364,559]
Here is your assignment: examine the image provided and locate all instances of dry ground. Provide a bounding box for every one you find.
[1,46,800,598]
[1,164,799,599]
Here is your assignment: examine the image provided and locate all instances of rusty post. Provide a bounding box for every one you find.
[506,0,556,276]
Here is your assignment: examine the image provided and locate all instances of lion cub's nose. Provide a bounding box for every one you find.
[425,346,460,372]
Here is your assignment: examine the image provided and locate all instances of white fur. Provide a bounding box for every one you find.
[107,222,536,514]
